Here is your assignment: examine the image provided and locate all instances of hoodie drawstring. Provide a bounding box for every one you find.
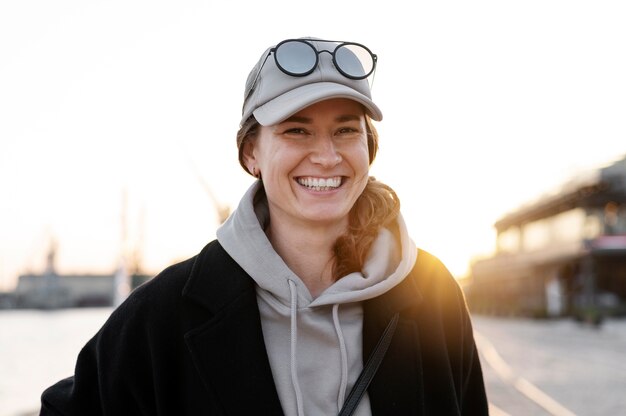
[288,282,350,415]
[288,280,305,416]
[332,304,349,410]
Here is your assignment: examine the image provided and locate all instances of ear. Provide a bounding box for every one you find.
[241,139,257,173]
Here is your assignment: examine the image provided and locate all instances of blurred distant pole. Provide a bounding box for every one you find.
[113,189,130,307]
[194,170,231,224]
[184,153,231,224]
[129,204,146,275]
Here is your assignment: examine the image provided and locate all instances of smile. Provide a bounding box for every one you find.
[296,176,343,191]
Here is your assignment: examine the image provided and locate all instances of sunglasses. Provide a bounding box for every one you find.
[246,38,377,100]
[271,38,377,79]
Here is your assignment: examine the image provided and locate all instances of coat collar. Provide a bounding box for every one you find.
[182,241,284,415]
[182,240,254,313]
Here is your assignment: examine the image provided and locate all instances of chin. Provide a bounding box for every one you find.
[300,208,351,226]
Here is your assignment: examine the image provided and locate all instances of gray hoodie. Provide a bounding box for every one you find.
[216,181,417,416]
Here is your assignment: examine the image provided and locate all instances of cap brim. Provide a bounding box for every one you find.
[251,82,383,126]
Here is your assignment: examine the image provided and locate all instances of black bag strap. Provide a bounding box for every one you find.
[338,312,399,416]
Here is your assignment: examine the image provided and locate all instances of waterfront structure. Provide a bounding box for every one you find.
[13,243,149,309]
[14,271,151,309]
[15,272,115,309]
[468,154,626,319]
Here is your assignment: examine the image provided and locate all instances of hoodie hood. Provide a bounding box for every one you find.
[216,180,417,416]
[217,180,417,307]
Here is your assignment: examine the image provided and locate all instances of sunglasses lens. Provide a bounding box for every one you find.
[275,41,317,76]
[335,44,375,79]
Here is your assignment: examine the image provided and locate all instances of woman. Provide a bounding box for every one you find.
[41,38,488,415]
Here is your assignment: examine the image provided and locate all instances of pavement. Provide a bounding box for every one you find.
[472,315,626,416]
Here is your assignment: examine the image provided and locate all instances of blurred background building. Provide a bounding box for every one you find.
[467,154,626,322]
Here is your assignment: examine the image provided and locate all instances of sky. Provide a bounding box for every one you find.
[1,0,625,291]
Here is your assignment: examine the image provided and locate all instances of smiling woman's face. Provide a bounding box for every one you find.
[243,98,370,230]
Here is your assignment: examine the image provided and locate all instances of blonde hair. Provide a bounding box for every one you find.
[236,115,400,280]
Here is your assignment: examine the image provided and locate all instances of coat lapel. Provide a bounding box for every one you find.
[364,258,425,416]
[182,241,284,415]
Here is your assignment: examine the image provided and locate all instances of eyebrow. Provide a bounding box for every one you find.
[282,114,362,124]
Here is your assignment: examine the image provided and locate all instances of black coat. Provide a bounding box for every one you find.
[40,240,488,415]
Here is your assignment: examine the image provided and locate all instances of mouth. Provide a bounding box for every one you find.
[296,176,343,191]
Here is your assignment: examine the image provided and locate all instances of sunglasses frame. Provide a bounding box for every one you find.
[271,38,377,80]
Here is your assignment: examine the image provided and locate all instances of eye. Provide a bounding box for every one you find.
[336,126,361,136]
[283,127,309,135]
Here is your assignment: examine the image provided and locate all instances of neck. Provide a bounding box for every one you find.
[266,219,347,298]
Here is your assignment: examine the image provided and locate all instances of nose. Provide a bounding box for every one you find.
[310,135,342,167]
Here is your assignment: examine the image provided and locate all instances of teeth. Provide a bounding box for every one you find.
[297,177,342,191]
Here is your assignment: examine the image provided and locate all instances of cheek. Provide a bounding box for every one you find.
[253,129,280,169]
[257,146,301,176]
[353,141,371,171]
[253,141,277,170]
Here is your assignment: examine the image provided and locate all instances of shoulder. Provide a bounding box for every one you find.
[101,240,233,337]
[131,255,195,302]
[411,248,458,291]
[114,254,195,320]
[120,240,232,308]
[407,248,470,315]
